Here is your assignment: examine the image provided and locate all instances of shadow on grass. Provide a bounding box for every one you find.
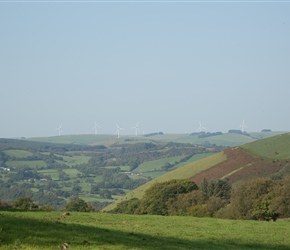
[0,211,289,250]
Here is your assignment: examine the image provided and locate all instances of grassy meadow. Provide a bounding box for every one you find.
[136,156,184,172]
[0,211,290,250]
[241,132,290,160]
[6,160,47,169]
[3,150,34,158]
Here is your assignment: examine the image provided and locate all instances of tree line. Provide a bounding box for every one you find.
[111,175,290,221]
[2,174,290,221]
[0,196,98,212]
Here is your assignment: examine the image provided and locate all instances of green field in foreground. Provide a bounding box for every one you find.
[0,211,290,250]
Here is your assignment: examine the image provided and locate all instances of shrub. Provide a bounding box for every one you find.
[65,198,97,212]
[0,199,11,209]
[188,204,209,217]
[12,197,38,210]
[112,198,140,214]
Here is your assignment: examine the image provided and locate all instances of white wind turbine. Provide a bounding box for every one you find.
[93,122,101,135]
[196,122,206,132]
[239,119,247,133]
[132,122,140,137]
[55,124,62,136]
[115,123,124,138]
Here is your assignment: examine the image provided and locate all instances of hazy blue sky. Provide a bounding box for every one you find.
[1,1,289,138]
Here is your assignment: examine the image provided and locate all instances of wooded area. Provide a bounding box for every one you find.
[112,176,290,221]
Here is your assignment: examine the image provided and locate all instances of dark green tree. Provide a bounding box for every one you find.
[201,178,231,200]
[267,175,290,219]
[137,179,198,215]
[112,198,141,214]
[99,189,113,199]
[0,199,10,209]
[167,190,208,216]
[65,198,96,212]
[12,197,38,210]
[90,185,100,194]
[229,177,274,220]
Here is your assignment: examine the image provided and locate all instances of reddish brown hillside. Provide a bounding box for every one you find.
[190,147,289,186]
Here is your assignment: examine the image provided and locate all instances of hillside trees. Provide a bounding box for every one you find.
[136,179,198,215]
[112,198,140,214]
[7,167,42,182]
[226,178,275,220]
[201,178,231,200]
[58,169,70,181]
[33,190,66,209]
[167,190,208,216]
[265,175,290,218]
[112,177,282,219]
[167,178,231,217]
[0,151,9,166]
[98,169,148,189]
[0,185,33,204]
[112,179,232,216]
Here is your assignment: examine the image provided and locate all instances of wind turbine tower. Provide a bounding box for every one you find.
[55,124,62,136]
[132,122,140,137]
[93,122,101,135]
[115,123,124,138]
[239,119,247,133]
[196,122,206,132]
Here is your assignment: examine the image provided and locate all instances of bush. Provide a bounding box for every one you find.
[12,197,38,210]
[112,198,140,214]
[215,205,235,219]
[0,199,11,209]
[229,178,274,220]
[167,190,208,216]
[188,204,209,217]
[205,197,227,217]
[65,198,97,212]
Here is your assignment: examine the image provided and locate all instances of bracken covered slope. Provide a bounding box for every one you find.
[190,147,290,186]
[190,133,290,186]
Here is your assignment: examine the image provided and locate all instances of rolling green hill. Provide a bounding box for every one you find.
[104,132,290,211]
[240,132,290,160]
[24,131,286,147]
[27,134,120,146]
[1,131,288,211]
